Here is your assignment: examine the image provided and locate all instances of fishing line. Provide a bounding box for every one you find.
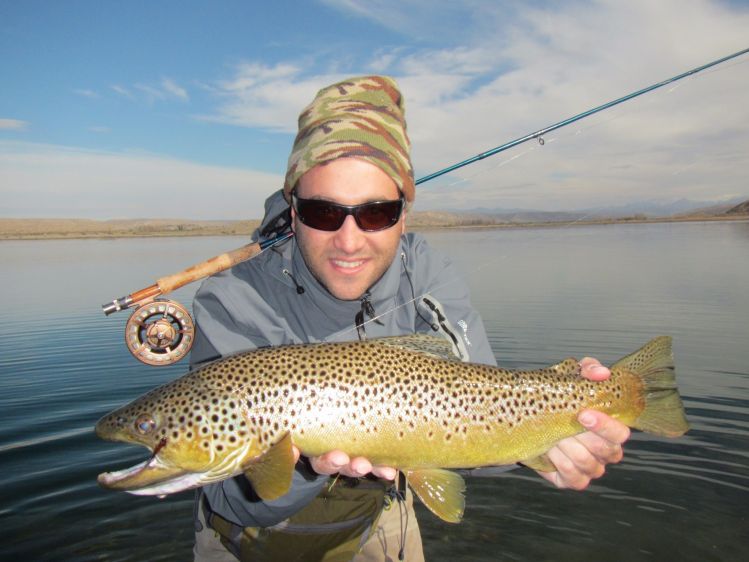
[333,48,749,340]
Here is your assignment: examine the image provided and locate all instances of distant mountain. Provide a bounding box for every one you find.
[457,196,748,220]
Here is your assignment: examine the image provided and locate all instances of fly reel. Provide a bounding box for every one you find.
[125,299,195,366]
[102,232,294,366]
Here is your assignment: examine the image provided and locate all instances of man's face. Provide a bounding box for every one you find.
[292,158,407,301]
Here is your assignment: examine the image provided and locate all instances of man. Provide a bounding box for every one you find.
[191,76,629,561]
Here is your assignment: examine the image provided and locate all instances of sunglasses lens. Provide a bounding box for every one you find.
[296,199,346,231]
[356,200,403,231]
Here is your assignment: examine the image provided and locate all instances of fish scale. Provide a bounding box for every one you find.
[96,334,688,522]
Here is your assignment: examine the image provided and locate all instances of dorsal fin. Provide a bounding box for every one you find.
[547,357,581,376]
[611,336,673,376]
[372,334,462,362]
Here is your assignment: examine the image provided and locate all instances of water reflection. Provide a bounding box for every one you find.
[1,222,747,561]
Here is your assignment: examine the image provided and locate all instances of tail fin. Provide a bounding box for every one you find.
[612,336,689,437]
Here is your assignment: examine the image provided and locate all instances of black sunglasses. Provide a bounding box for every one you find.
[292,192,405,232]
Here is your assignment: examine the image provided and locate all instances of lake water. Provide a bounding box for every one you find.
[1,221,747,561]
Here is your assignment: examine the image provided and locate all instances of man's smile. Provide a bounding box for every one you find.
[330,258,367,271]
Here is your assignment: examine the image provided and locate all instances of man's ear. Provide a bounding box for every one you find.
[290,205,297,233]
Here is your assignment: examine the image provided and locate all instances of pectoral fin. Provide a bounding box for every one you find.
[406,468,465,523]
[243,432,295,501]
[522,453,556,472]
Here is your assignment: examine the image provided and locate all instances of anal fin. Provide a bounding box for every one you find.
[243,432,295,501]
[522,453,556,472]
[406,468,465,523]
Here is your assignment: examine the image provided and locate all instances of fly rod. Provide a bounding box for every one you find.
[103,47,748,366]
[417,47,749,184]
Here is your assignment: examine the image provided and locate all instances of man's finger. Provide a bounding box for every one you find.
[578,410,631,445]
[372,466,397,481]
[573,431,625,465]
[309,450,350,475]
[339,456,372,478]
[579,357,610,381]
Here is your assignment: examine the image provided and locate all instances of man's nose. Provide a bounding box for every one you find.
[333,215,366,253]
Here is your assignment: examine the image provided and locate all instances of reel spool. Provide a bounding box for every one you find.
[125,299,195,366]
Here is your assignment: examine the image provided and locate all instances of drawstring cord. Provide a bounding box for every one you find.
[401,252,438,332]
[282,269,305,294]
[384,471,410,561]
[355,291,382,341]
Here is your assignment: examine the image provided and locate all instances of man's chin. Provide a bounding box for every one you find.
[318,271,374,301]
[325,281,370,301]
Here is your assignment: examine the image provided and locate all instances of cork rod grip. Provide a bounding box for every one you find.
[155,241,263,294]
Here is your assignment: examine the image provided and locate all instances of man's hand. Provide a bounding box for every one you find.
[292,446,397,481]
[536,357,631,490]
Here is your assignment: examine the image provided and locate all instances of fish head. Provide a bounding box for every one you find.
[95,375,256,496]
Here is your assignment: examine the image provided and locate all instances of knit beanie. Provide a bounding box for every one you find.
[283,75,414,202]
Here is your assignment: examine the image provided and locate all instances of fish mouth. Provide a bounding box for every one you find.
[97,439,205,496]
[97,455,165,489]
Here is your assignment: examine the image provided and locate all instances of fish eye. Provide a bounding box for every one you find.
[134,414,156,435]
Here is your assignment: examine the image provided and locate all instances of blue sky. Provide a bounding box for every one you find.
[1,0,748,219]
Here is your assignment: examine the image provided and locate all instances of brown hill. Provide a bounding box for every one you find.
[405,211,498,228]
[0,218,259,239]
[725,199,749,215]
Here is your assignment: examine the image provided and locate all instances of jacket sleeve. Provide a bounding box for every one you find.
[408,234,497,367]
[190,278,327,528]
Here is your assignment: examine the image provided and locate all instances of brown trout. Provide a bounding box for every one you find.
[95,335,688,522]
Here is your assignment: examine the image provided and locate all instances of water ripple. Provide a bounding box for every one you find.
[0,426,91,454]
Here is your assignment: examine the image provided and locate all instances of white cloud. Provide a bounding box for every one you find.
[111,79,188,103]
[134,83,167,102]
[0,141,283,219]
[73,88,99,99]
[110,84,134,99]
[161,78,189,101]
[200,63,345,132]
[319,0,488,39]
[0,119,29,131]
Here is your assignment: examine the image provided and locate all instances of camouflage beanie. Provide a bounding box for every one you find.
[283,75,414,202]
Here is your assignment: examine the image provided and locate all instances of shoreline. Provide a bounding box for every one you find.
[0,214,747,241]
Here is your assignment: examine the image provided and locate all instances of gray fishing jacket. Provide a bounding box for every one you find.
[190,190,496,528]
